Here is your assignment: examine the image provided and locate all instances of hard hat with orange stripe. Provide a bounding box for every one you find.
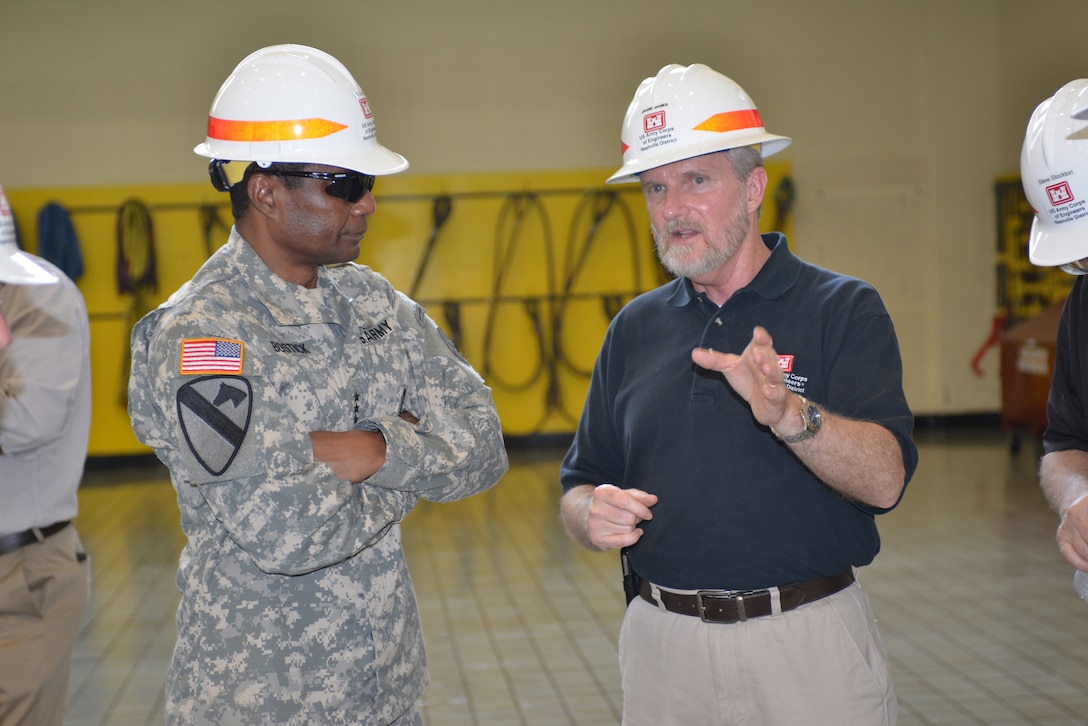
[194,44,408,181]
[606,64,790,185]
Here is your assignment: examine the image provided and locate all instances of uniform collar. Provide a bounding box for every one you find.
[225,228,346,325]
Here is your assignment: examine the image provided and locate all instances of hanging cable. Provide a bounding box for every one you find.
[409,195,453,299]
[773,175,796,231]
[199,203,232,258]
[116,199,157,406]
[553,189,642,378]
[602,294,627,320]
[482,193,553,393]
[441,301,464,352]
[116,199,157,294]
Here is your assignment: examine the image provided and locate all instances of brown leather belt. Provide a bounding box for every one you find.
[639,571,855,623]
[0,521,70,556]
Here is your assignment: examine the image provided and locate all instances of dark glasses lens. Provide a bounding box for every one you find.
[274,170,376,203]
[325,172,375,203]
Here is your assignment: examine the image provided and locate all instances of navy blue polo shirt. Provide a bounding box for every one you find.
[560,233,917,591]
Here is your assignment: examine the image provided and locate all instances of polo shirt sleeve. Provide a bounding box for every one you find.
[821,286,918,512]
[560,322,625,491]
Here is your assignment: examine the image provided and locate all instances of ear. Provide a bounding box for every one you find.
[746,166,768,215]
[246,173,278,219]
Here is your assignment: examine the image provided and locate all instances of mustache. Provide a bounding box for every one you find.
[655,219,704,240]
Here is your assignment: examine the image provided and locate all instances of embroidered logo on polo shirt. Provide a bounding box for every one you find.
[777,354,808,395]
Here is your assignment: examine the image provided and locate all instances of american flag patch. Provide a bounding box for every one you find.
[180,338,244,375]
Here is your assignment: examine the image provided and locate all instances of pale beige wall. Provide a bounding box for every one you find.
[997,0,1088,165]
[2,0,1076,416]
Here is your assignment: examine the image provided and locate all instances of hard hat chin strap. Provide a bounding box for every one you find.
[1060,258,1088,275]
[208,160,232,192]
[208,160,272,192]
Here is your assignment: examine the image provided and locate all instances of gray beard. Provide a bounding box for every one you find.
[652,208,750,280]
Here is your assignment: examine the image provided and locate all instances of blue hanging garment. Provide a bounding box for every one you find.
[37,202,84,281]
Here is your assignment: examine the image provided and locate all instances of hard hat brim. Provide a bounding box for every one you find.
[0,249,58,285]
[194,141,409,177]
[1027,215,1088,267]
[606,133,792,185]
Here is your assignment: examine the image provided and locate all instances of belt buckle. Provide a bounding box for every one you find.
[695,589,756,623]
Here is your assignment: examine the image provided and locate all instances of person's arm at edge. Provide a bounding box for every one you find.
[1040,448,1088,570]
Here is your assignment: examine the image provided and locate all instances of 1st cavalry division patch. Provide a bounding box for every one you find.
[177,376,252,476]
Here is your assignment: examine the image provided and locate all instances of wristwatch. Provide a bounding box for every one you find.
[771,395,822,444]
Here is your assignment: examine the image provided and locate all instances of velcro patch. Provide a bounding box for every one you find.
[180,338,244,375]
[177,376,252,476]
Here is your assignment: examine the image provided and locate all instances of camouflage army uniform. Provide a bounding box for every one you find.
[128,229,508,725]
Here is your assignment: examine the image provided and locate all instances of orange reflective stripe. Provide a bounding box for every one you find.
[693,109,763,133]
[207,116,348,142]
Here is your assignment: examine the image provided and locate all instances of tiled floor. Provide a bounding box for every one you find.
[63,425,1088,725]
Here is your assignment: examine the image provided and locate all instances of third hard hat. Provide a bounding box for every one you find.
[0,186,57,285]
[1021,79,1088,269]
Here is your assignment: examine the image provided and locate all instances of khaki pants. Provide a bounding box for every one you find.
[619,581,896,726]
[0,525,90,726]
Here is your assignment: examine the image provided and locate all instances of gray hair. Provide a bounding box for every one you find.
[726,145,764,182]
[725,145,765,218]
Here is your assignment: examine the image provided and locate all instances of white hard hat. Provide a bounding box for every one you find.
[194,44,408,177]
[607,63,791,185]
[0,186,57,285]
[1021,79,1088,269]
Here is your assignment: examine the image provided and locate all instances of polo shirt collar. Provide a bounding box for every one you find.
[666,232,801,307]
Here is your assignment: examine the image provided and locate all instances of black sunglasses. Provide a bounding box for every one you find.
[274,169,376,203]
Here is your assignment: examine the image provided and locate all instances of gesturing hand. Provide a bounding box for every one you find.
[691,325,791,429]
[584,483,659,551]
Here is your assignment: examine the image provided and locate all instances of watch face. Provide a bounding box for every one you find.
[773,397,820,443]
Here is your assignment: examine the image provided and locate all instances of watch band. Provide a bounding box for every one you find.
[771,395,822,444]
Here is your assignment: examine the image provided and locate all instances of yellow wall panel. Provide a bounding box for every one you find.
[7,163,790,456]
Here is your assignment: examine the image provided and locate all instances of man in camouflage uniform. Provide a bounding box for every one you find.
[128,45,507,725]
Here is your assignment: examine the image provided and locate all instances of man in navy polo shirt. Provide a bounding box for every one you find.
[560,64,916,725]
